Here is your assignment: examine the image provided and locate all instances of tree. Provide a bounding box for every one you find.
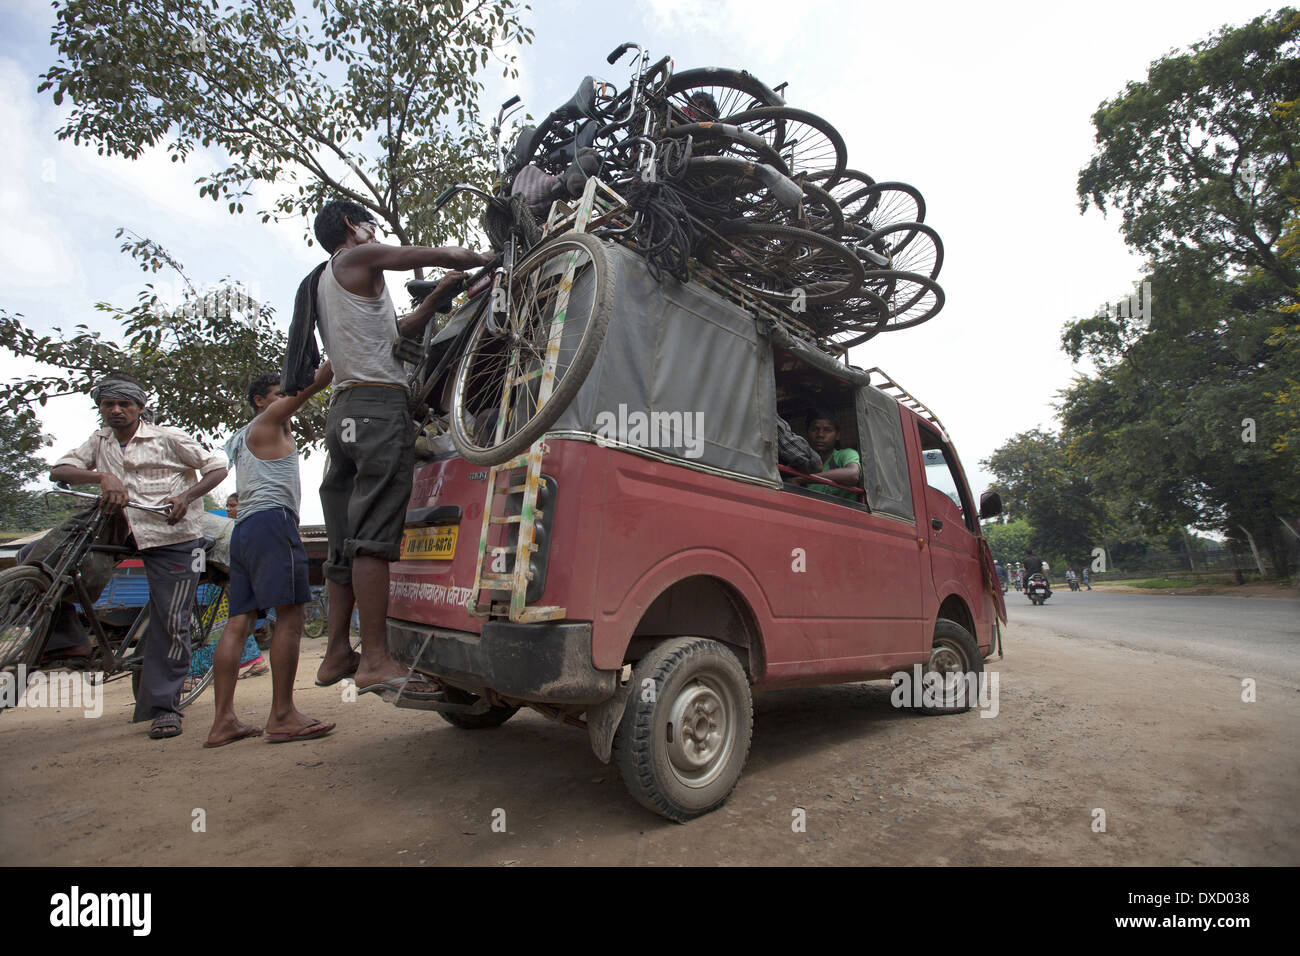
[0,411,80,533]
[0,232,326,452]
[1077,8,1300,289]
[981,518,1033,568]
[1065,9,1300,575]
[39,0,533,251]
[981,429,1106,566]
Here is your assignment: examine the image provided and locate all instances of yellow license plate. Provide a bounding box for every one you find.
[400,525,458,560]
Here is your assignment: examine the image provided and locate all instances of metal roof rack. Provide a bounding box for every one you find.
[863,366,948,436]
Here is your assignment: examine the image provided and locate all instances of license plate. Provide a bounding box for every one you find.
[400,525,458,560]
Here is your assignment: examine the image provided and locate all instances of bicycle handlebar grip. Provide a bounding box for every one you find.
[502,94,520,109]
[607,42,634,64]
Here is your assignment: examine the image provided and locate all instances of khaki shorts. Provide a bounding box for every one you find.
[319,386,414,584]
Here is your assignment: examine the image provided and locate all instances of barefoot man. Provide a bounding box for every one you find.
[205,363,334,747]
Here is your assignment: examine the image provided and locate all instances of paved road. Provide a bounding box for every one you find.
[1004,589,1300,685]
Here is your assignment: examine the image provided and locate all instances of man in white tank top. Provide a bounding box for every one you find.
[310,200,491,700]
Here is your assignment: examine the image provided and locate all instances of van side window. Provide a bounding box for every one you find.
[918,424,975,532]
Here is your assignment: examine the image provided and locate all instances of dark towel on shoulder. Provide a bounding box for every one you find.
[281,261,328,396]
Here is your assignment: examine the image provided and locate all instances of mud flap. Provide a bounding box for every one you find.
[585,672,634,764]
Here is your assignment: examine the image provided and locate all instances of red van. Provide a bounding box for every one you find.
[387,237,1004,821]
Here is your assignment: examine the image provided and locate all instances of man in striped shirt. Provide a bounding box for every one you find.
[41,375,227,739]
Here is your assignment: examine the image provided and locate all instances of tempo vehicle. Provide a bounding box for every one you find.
[383,219,1005,821]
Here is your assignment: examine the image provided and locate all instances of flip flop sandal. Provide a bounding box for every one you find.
[356,676,444,702]
[148,712,183,740]
[265,720,335,743]
[203,726,263,749]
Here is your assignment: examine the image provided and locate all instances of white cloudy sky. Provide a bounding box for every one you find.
[0,0,1272,522]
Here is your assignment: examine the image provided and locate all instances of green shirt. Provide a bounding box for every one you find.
[810,447,861,500]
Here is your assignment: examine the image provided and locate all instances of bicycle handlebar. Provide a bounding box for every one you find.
[51,483,173,515]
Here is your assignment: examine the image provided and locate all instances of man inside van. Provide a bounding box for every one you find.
[802,410,862,501]
[287,199,492,699]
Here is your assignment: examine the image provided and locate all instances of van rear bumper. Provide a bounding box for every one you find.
[387,618,617,706]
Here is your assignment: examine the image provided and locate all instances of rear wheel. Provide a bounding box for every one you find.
[662,67,784,122]
[720,107,848,187]
[612,637,753,822]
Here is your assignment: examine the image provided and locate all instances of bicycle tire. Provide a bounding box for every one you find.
[841,181,926,232]
[0,565,54,671]
[806,167,875,203]
[857,221,944,279]
[717,107,847,188]
[657,122,790,176]
[662,67,784,121]
[128,581,226,711]
[878,271,946,331]
[703,221,864,306]
[451,232,617,465]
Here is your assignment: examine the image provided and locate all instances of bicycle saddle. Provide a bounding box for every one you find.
[406,278,443,302]
[507,124,541,173]
[543,119,600,168]
[554,76,598,122]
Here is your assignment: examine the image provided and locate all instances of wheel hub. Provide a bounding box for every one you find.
[667,677,735,788]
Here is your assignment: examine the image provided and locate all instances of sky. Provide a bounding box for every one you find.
[0,0,1278,522]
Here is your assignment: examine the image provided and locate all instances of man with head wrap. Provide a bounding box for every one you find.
[25,374,228,739]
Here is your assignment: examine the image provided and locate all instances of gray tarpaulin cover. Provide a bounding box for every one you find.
[551,241,779,484]
[856,385,915,522]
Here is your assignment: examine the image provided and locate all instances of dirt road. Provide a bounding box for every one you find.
[2,603,1297,866]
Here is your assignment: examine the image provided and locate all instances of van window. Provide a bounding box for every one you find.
[772,346,866,509]
[918,423,975,532]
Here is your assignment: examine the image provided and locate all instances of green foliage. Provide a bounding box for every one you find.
[0,411,80,532]
[1063,8,1300,577]
[0,233,326,453]
[981,429,1105,564]
[39,0,533,250]
[981,518,1033,567]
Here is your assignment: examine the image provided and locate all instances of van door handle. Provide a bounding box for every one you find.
[931,518,943,531]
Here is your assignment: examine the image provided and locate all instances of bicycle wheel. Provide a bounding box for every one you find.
[841,181,926,232]
[702,222,864,306]
[878,271,946,331]
[129,581,226,711]
[662,67,784,121]
[718,107,847,188]
[806,167,875,204]
[657,123,789,175]
[0,566,53,671]
[856,222,944,279]
[451,232,617,465]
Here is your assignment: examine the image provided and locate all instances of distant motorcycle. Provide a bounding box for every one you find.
[1025,573,1052,606]
[1067,574,1080,592]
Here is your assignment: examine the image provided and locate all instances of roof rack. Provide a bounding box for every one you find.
[864,367,948,436]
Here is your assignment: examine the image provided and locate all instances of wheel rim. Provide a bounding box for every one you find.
[452,238,605,457]
[666,674,737,789]
[926,640,968,699]
[0,572,51,667]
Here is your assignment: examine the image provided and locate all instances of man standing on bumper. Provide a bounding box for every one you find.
[306,200,491,698]
[205,363,335,747]
[46,376,227,738]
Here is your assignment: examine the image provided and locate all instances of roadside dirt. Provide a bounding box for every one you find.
[1,621,1296,866]
[1091,581,1299,599]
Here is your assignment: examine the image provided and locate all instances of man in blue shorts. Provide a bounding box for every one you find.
[204,362,334,747]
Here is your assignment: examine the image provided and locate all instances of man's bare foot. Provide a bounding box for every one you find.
[204,717,263,749]
[315,649,360,687]
[265,709,335,743]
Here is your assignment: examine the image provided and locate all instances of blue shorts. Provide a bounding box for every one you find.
[228,507,311,617]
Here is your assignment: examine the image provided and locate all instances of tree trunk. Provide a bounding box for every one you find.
[1238,525,1266,576]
